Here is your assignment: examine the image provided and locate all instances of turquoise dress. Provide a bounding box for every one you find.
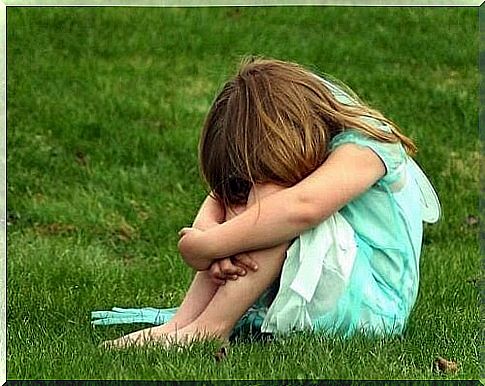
[257,126,425,337]
[253,79,440,337]
[92,78,440,339]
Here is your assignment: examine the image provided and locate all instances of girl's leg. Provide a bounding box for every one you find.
[170,239,288,341]
[103,270,220,348]
[133,184,289,346]
[152,271,220,333]
[154,204,246,332]
[105,204,247,345]
[107,183,288,348]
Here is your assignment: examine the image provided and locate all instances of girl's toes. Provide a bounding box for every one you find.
[102,338,125,349]
[101,339,119,349]
[102,334,141,349]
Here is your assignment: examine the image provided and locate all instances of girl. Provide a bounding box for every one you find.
[99,57,440,348]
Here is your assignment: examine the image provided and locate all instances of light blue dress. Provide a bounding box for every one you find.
[253,79,439,337]
[92,78,440,339]
[257,126,425,337]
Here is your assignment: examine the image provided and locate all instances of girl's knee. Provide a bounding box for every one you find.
[225,203,246,220]
[226,183,285,220]
[248,183,285,205]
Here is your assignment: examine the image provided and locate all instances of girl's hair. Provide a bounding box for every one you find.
[199,57,416,208]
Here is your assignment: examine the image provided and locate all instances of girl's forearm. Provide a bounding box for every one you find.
[191,193,225,231]
[178,189,308,268]
[179,193,224,271]
[178,188,305,268]
[196,144,386,260]
[202,187,311,260]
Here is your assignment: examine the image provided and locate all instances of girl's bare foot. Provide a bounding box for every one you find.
[103,326,160,349]
[102,321,180,349]
[103,322,230,349]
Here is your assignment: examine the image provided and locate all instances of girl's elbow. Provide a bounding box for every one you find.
[290,197,325,229]
[178,238,210,271]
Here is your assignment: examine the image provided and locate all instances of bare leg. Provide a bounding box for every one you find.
[105,206,248,345]
[106,203,247,345]
[110,184,288,348]
[169,240,288,341]
[106,183,288,348]
[153,271,220,333]
[173,183,289,338]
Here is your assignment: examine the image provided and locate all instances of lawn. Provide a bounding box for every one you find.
[6,6,480,380]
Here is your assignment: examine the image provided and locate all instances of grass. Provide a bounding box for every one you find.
[7,6,480,380]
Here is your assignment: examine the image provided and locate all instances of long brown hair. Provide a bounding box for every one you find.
[199,57,416,208]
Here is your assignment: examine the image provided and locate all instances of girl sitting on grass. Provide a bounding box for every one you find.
[103,57,440,348]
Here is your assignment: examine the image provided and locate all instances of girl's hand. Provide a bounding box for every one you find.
[178,227,202,239]
[208,254,259,286]
[233,253,259,273]
[178,227,212,271]
[208,258,235,286]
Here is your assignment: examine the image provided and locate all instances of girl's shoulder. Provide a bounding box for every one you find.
[331,129,441,224]
[329,128,407,188]
[320,77,406,186]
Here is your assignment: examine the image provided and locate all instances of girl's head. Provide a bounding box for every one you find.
[199,57,416,207]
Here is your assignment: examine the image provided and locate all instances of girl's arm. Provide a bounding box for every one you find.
[178,143,386,263]
[182,193,258,273]
[178,193,224,271]
[191,193,225,231]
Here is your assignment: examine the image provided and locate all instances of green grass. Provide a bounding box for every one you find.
[7,7,480,380]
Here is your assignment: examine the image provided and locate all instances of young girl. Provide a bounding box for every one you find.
[98,57,440,348]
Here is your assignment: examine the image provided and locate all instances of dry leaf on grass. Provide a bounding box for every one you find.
[434,356,458,374]
[465,215,479,226]
[34,222,77,236]
[117,221,136,241]
[214,345,229,362]
[74,150,89,167]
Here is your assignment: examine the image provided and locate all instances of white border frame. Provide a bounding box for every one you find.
[0,2,481,384]
[1,2,6,384]
[2,1,483,5]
